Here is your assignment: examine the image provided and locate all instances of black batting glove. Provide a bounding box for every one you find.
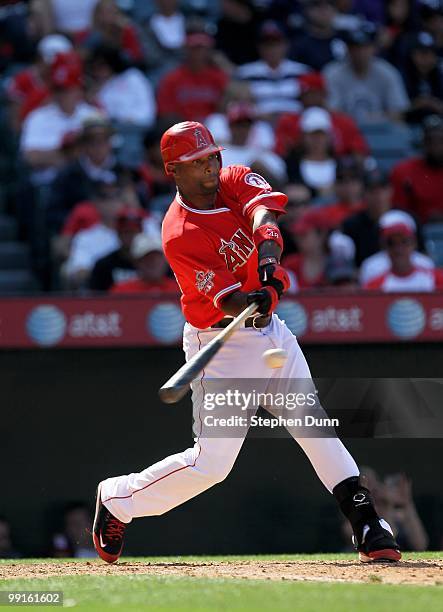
[246,286,279,315]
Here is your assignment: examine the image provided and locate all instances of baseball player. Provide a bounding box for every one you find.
[93,121,401,564]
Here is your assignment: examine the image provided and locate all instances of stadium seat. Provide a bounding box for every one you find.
[359,122,415,172]
[0,269,39,294]
[0,241,30,269]
[423,223,443,268]
[0,214,17,241]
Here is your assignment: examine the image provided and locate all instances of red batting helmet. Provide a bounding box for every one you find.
[160,121,223,175]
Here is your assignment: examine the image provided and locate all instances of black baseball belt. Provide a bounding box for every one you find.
[210,314,271,329]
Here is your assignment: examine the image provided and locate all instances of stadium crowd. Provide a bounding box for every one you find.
[0,0,442,295]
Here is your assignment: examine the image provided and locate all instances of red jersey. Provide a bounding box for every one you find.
[390,157,443,224]
[274,110,369,158]
[157,65,228,122]
[111,277,178,294]
[162,165,287,329]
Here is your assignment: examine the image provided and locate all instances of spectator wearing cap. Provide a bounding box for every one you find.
[140,0,186,75]
[47,113,118,233]
[342,167,393,266]
[284,106,337,198]
[55,174,160,257]
[323,22,410,122]
[359,207,434,285]
[83,0,144,65]
[62,179,124,288]
[274,72,369,158]
[205,80,275,150]
[278,183,312,256]
[390,115,443,223]
[283,209,331,291]
[156,27,229,122]
[138,127,176,205]
[88,45,156,127]
[290,0,347,71]
[401,32,443,124]
[20,52,97,175]
[363,210,443,291]
[235,20,310,117]
[208,102,287,183]
[90,207,145,291]
[111,233,177,294]
[316,156,366,228]
[6,33,73,126]
[62,179,160,288]
[325,250,359,291]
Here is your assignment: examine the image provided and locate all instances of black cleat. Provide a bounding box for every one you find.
[92,483,126,563]
[353,518,401,563]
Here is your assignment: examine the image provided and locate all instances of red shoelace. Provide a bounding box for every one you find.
[104,517,125,542]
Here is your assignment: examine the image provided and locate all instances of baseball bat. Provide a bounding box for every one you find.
[158,302,259,404]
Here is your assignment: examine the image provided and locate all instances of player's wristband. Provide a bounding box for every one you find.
[258,256,279,267]
[253,224,284,251]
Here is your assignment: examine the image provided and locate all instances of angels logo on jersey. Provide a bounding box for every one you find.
[195,269,215,294]
[194,129,208,149]
[244,172,271,189]
[219,229,255,272]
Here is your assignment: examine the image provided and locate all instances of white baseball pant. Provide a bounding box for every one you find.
[101,314,359,523]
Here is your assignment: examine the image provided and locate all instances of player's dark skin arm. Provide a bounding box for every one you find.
[220,210,282,317]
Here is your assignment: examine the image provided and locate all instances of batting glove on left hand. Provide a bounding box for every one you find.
[258,257,290,297]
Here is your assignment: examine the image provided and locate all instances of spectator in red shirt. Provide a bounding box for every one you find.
[111,233,177,294]
[83,0,144,64]
[391,114,443,223]
[315,156,366,229]
[6,33,73,126]
[283,209,331,291]
[364,210,443,292]
[90,206,145,291]
[156,28,229,122]
[274,72,369,159]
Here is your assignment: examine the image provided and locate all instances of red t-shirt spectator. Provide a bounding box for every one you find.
[111,277,178,294]
[61,202,101,237]
[275,111,369,158]
[157,65,228,121]
[314,201,366,229]
[390,157,443,224]
[283,253,327,289]
[365,266,443,292]
[7,69,50,121]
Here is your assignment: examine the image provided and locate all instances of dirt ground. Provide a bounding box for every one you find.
[1,558,442,586]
